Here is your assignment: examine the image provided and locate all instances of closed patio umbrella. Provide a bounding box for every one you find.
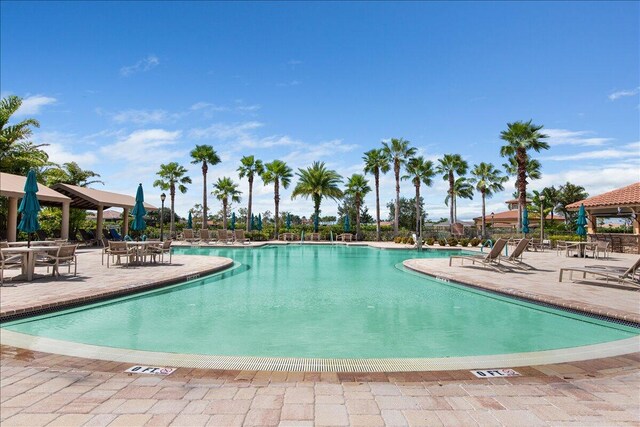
[230,212,236,231]
[18,169,41,248]
[187,211,193,229]
[131,184,147,236]
[521,208,530,236]
[576,204,587,240]
[251,214,256,231]
[286,213,291,230]
[313,214,319,232]
[257,214,263,231]
[344,215,350,232]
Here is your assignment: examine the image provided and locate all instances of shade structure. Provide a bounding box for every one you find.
[230,212,236,231]
[344,215,350,232]
[576,203,587,239]
[257,214,263,231]
[130,184,147,231]
[187,211,193,229]
[521,208,530,234]
[18,170,41,246]
[313,214,319,232]
[286,213,291,229]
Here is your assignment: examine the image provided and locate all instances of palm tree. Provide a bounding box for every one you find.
[402,157,435,248]
[469,162,507,238]
[237,155,265,232]
[212,177,242,230]
[382,138,416,236]
[436,154,469,229]
[444,177,474,224]
[262,160,293,239]
[0,95,50,175]
[190,145,221,229]
[344,174,372,240]
[499,120,549,230]
[153,162,192,236]
[44,162,104,187]
[557,182,588,224]
[291,161,343,232]
[541,185,561,220]
[363,148,390,241]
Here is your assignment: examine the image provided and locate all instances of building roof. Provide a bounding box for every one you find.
[473,210,564,222]
[566,182,640,210]
[504,198,532,204]
[86,210,122,220]
[51,183,157,211]
[0,172,71,206]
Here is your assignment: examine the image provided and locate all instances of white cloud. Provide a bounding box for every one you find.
[15,95,57,116]
[100,129,183,163]
[34,131,100,166]
[190,121,264,142]
[544,145,639,161]
[544,128,612,146]
[112,109,170,125]
[608,87,640,101]
[120,55,160,76]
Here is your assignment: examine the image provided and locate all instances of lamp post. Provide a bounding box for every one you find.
[160,193,166,241]
[540,195,546,242]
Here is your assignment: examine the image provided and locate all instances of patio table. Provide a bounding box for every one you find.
[1,246,57,281]
[7,241,59,247]
[563,241,597,258]
[125,241,161,264]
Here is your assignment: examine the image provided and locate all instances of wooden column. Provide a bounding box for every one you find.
[7,197,18,242]
[587,210,597,234]
[123,208,130,236]
[61,201,70,240]
[96,206,104,241]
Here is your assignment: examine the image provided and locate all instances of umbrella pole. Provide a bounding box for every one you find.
[27,232,31,248]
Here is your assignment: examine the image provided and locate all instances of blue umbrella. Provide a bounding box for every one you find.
[257,214,263,231]
[131,184,147,233]
[286,213,291,230]
[18,169,41,247]
[187,211,193,229]
[521,207,530,235]
[230,212,236,231]
[251,213,256,231]
[313,214,319,232]
[344,215,351,232]
[576,204,587,240]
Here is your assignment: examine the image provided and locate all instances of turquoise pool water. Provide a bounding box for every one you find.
[3,245,637,359]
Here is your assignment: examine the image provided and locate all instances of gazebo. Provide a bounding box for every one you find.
[1,172,72,241]
[566,182,640,253]
[51,183,158,238]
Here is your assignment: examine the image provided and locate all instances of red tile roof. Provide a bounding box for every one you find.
[566,182,640,210]
[473,210,563,221]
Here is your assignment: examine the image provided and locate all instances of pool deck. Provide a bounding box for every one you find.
[1,242,639,425]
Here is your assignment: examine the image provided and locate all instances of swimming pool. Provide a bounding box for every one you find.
[3,245,637,365]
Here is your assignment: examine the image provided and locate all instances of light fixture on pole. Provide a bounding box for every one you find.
[540,195,545,242]
[160,193,166,241]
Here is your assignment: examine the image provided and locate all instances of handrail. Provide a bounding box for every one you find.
[300,231,304,244]
[480,239,493,253]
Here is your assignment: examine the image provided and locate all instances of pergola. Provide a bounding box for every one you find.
[51,183,158,238]
[566,182,640,235]
[1,172,72,241]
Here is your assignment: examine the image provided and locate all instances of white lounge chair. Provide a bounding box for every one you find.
[559,257,640,288]
[449,238,509,273]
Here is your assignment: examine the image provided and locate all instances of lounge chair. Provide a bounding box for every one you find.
[36,244,78,278]
[199,229,211,244]
[182,229,199,243]
[500,238,534,270]
[449,238,509,273]
[79,229,98,246]
[559,257,640,288]
[109,229,123,241]
[233,230,250,245]
[215,229,233,245]
[337,233,352,242]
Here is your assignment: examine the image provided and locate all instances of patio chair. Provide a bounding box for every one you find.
[183,229,199,243]
[337,233,352,242]
[102,229,112,240]
[35,244,78,278]
[500,238,534,270]
[592,241,611,260]
[149,240,172,264]
[79,229,98,246]
[233,230,250,245]
[528,238,545,252]
[199,229,211,244]
[449,238,510,273]
[106,241,135,268]
[559,257,640,288]
[1,247,24,285]
[109,228,123,241]
[215,229,233,245]
[36,229,48,241]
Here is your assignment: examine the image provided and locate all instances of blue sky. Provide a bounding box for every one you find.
[2,2,639,220]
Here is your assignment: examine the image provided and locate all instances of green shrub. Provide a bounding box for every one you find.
[438,238,447,246]
[459,238,469,247]
[469,238,481,247]
[447,237,458,247]
[248,231,269,241]
[407,237,415,245]
[426,237,435,246]
[549,234,582,247]
[394,236,402,244]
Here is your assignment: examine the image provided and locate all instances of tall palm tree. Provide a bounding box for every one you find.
[363,148,390,241]
[541,185,561,220]
[262,160,293,239]
[212,177,242,230]
[436,154,468,229]
[237,155,265,232]
[153,162,192,236]
[344,174,372,240]
[190,145,221,229]
[557,182,588,224]
[402,156,435,248]
[382,138,416,236]
[444,177,474,223]
[469,162,507,238]
[44,162,104,187]
[499,120,549,230]
[291,161,343,232]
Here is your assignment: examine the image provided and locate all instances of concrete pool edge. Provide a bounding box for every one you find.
[1,329,638,372]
